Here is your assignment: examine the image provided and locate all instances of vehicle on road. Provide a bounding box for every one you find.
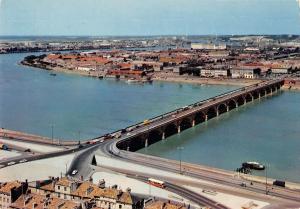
[100,139,105,143]
[273,180,285,187]
[148,178,165,188]
[7,161,16,166]
[71,170,78,175]
[19,159,27,163]
[202,189,217,195]
[240,182,247,187]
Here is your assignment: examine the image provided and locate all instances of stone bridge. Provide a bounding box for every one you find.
[115,79,284,152]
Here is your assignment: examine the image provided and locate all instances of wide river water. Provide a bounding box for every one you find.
[1,52,300,183]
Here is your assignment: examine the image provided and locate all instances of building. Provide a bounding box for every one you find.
[144,200,187,209]
[200,69,229,77]
[10,193,81,209]
[231,68,261,79]
[0,181,24,209]
[30,177,133,209]
[191,43,226,50]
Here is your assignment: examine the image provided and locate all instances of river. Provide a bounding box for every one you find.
[1,52,300,183]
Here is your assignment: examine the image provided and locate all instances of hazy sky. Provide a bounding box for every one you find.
[0,0,300,36]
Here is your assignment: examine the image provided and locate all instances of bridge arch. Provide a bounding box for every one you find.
[236,96,245,106]
[179,118,193,132]
[259,88,266,97]
[164,123,178,138]
[227,99,237,110]
[217,103,227,115]
[245,93,253,103]
[266,87,271,94]
[271,85,276,92]
[252,91,259,100]
[194,111,206,125]
[206,107,217,120]
[148,130,163,146]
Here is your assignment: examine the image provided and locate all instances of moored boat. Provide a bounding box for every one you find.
[242,161,265,170]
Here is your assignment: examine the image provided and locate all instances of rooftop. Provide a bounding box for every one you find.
[0,181,22,195]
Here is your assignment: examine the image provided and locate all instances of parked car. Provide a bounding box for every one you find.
[7,161,16,166]
[19,159,27,163]
[71,170,78,175]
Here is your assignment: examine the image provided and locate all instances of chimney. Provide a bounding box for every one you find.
[86,186,94,196]
[98,179,105,189]
[32,202,38,209]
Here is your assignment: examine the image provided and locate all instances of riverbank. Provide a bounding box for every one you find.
[152,73,261,86]
[21,60,264,87]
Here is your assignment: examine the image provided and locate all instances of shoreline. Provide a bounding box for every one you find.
[21,61,264,87]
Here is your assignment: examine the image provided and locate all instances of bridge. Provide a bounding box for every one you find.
[115,79,284,151]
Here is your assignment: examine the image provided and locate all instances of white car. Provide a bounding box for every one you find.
[71,170,78,175]
[19,159,27,163]
[7,161,15,166]
[99,139,104,143]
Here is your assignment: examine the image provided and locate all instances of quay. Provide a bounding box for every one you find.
[0,128,83,146]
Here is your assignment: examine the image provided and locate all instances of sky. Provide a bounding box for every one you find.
[0,0,300,36]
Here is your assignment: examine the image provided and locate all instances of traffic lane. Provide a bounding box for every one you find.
[68,143,103,178]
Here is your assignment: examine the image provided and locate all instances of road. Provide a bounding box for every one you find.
[94,138,300,204]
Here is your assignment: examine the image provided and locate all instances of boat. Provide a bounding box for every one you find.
[126,78,140,84]
[242,162,265,170]
[50,73,57,76]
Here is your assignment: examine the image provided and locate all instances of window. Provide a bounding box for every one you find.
[64,194,67,199]
[58,193,60,198]
[119,205,122,209]
[58,186,60,190]
[64,187,67,191]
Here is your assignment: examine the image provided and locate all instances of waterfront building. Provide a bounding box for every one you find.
[191,43,226,50]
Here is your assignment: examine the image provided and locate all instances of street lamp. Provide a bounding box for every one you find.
[265,163,270,195]
[50,124,55,144]
[177,146,184,174]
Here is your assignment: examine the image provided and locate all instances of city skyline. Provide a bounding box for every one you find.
[1,0,300,36]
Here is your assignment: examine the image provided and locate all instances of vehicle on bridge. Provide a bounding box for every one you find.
[143,120,150,125]
[148,178,165,188]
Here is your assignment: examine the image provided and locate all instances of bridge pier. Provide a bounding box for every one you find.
[145,138,148,147]
[177,125,181,133]
[205,115,208,121]
[192,120,195,127]
[162,132,165,140]
[226,106,229,112]
[216,111,219,117]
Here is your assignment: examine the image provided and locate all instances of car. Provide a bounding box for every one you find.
[240,182,247,187]
[19,159,27,163]
[99,139,104,143]
[126,133,131,136]
[7,161,16,166]
[71,170,78,175]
